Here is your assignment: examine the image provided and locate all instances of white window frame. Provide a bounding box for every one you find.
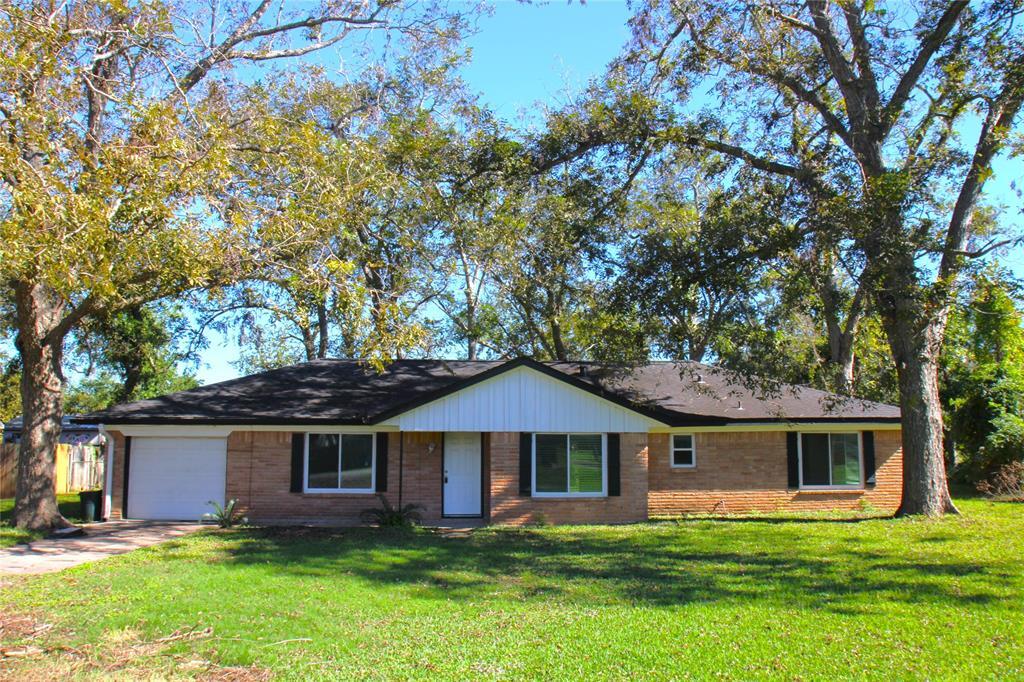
[531,433,607,498]
[797,431,863,490]
[671,433,697,468]
[303,432,376,494]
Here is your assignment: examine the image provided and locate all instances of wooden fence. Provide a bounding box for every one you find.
[0,443,104,498]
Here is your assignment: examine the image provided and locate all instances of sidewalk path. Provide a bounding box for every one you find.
[0,521,202,575]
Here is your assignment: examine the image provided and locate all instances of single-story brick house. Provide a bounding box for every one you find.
[81,357,903,525]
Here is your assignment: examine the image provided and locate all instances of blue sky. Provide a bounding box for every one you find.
[190,0,1022,384]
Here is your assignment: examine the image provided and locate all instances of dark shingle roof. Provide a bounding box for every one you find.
[78,357,900,426]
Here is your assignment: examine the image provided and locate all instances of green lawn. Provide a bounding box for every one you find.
[1,498,1022,680]
[0,494,84,548]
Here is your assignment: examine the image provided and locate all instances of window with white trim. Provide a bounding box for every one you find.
[671,434,696,468]
[533,433,606,497]
[799,432,861,488]
[305,433,375,492]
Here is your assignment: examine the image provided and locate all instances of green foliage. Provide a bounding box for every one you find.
[63,374,123,415]
[202,499,248,528]
[943,271,1024,481]
[615,177,800,365]
[67,304,198,412]
[359,495,423,528]
[0,357,20,423]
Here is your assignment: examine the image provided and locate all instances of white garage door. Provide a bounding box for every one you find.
[128,437,227,521]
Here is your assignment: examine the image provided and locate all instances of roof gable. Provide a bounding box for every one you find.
[385,364,664,432]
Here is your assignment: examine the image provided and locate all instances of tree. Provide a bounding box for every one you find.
[66,303,198,411]
[209,68,462,373]
[942,268,1024,481]
[0,0,470,530]
[617,0,1024,515]
[0,355,19,423]
[615,173,794,363]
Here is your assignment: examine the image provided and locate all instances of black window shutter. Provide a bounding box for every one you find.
[290,433,304,493]
[376,432,389,492]
[862,431,876,487]
[786,432,800,489]
[607,433,621,496]
[519,433,532,496]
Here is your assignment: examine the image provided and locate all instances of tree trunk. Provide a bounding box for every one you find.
[880,283,958,517]
[892,344,958,516]
[116,306,147,400]
[316,302,329,359]
[300,323,316,361]
[550,317,568,361]
[12,283,71,531]
[830,332,856,395]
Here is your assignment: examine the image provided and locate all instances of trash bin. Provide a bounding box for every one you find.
[79,490,102,523]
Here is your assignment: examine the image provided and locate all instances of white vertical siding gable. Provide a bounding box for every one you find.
[394,366,660,432]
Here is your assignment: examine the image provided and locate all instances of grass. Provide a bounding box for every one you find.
[0,494,84,548]
[1,497,1022,679]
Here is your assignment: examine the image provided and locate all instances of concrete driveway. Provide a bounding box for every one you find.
[0,521,203,575]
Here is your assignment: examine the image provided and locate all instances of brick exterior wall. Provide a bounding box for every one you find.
[225,431,445,525]
[487,432,649,525]
[647,430,903,515]
[107,430,126,519]
[107,427,903,524]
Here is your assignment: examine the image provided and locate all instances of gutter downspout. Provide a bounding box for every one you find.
[99,425,114,520]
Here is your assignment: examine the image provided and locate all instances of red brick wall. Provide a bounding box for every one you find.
[488,432,649,525]
[109,427,903,524]
[225,431,445,524]
[107,430,126,519]
[647,430,903,515]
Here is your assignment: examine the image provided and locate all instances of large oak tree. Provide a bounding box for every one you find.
[0,0,469,530]
[617,0,1024,515]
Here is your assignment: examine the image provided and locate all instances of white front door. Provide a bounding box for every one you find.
[443,432,482,517]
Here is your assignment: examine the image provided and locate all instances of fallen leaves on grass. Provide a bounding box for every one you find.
[0,613,52,660]
[0,616,269,681]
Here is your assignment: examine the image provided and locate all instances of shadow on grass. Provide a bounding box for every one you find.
[206,520,1013,614]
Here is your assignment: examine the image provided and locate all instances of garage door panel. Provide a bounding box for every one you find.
[128,437,227,520]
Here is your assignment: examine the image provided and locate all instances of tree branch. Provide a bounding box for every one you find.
[938,66,1024,282]
[881,1,969,137]
[678,133,809,179]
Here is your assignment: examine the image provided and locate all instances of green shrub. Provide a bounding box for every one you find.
[203,499,247,528]
[359,495,422,527]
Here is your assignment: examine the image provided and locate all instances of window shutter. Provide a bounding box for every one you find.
[375,432,389,492]
[607,433,621,497]
[786,432,800,489]
[519,433,532,496]
[862,431,876,487]
[290,433,304,493]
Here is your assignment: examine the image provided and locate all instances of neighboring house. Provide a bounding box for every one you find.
[80,358,903,524]
[1,416,107,497]
[2,415,106,446]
